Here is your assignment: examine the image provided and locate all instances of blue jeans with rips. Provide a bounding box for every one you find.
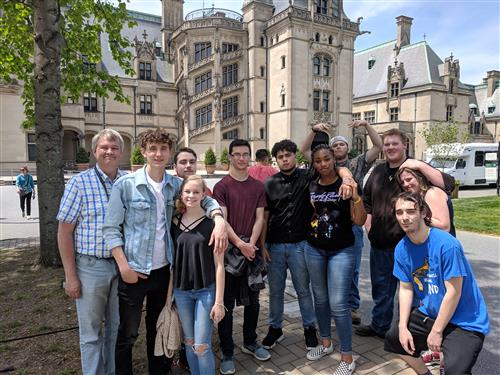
[348,225,364,310]
[304,242,356,354]
[267,241,316,329]
[173,284,216,375]
[370,246,398,335]
[75,254,119,375]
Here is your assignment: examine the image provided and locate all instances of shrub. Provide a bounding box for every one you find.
[220,147,229,165]
[75,147,90,163]
[204,147,216,166]
[130,145,145,165]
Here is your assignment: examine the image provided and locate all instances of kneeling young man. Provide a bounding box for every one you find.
[384,192,489,375]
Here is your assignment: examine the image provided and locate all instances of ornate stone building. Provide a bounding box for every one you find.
[167,0,360,158]
[0,0,361,169]
[351,15,496,160]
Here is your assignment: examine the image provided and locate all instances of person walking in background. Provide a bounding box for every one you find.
[16,166,35,219]
[248,148,277,182]
[57,129,125,375]
[304,144,366,375]
[171,175,226,375]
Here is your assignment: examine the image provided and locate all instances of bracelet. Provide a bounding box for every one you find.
[212,212,224,219]
[353,197,362,204]
[214,303,227,311]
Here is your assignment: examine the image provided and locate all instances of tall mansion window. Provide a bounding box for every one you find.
[313,55,332,76]
[195,104,212,128]
[390,107,399,121]
[194,42,211,62]
[139,62,152,81]
[222,96,238,120]
[222,43,239,54]
[140,95,152,114]
[84,92,97,112]
[222,64,238,87]
[313,90,330,112]
[390,82,399,97]
[195,71,212,93]
[316,0,327,14]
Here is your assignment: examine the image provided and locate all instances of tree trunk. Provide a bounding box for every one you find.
[33,0,64,266]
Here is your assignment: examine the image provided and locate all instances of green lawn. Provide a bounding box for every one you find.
[452,196,500,236]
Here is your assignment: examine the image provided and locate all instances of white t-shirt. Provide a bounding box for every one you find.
[146,173,168,270]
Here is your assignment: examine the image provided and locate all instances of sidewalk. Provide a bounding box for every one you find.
[214,288,440,375]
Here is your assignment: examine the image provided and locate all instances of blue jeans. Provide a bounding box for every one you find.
[173,285,216,375]
[349,225,364,310]
[267,241,316,329]
[75,254,119,375]
[304,242,355,354]
[370,247,398,335]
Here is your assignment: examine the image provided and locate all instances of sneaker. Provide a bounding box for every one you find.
[26,215,31,220]
[304,326,318,350]
[355,324,385,338]
[421,350,440,365]
[306,344,334,361]
[262,326,284,349]
[220,355,236,374]
[241,343,271,361]
[333,359,356,375]
[22,212,25,218]
[351,310,361,325]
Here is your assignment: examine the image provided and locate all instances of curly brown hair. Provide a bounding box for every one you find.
[139,128,173,149]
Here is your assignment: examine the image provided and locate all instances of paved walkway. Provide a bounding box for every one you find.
[213,287,440,375]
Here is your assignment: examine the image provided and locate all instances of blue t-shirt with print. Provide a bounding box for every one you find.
[394,228,489,335]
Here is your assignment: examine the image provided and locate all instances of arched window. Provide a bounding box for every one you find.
[323,58,330,76]
[313,56,321,75]
[328,35,333,45]
[315,33,320,42]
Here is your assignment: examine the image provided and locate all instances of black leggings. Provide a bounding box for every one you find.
[20,192,32,215]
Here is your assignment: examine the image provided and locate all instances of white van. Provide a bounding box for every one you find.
[424,143,499,186]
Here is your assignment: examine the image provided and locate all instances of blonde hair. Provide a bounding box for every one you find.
[175,175,207,211]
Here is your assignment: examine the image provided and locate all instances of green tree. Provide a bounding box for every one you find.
[420,120,470,170]
[220,147,229,165]
[204,147,216,166]
[130,145,145,165]
[295,149,307,166]
[0,0,135,266]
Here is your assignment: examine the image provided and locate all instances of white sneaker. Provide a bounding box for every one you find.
[306,344,334,361]
[333,359,356,375]
[26,216,31,220]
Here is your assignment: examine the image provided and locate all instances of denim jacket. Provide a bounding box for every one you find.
[103,167,220,274]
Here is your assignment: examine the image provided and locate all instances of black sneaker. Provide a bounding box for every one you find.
[354,324,386,338]
[262,326,284,349]
[304,326,318,350]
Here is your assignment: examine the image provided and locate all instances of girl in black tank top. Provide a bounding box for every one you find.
[171,176,225,375]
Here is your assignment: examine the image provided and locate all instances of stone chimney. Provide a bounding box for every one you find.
[486,70,500,97]
[396,15,413,50]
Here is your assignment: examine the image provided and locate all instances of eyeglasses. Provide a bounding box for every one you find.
[230,153,250,159]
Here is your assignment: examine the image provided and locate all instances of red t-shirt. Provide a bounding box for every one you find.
[248,164,277,182]
[213,175,266,237]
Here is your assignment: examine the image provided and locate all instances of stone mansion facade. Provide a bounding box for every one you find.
[0,1,497,170]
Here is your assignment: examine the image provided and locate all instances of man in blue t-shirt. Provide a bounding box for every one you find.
[384,192,489,375]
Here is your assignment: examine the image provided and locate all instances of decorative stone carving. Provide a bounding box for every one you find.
[188,54,215,73]
[189,86,217,104]
[189,121,215,138]
[220,81,243,95]
[221,114,243,129]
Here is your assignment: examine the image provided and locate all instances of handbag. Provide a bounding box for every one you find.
[154,274,182,358]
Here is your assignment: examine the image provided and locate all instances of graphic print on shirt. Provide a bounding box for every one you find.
[413,257,440,295]
[309,190,341,241]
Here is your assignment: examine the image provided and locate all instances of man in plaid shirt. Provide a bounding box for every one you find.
[57,129,125,375]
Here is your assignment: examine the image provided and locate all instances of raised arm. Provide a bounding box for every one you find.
[349,120,382,163]
[300,123,331,162]
[399,159,455,193]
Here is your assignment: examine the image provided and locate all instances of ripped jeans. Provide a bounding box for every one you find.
[173,284,216,375]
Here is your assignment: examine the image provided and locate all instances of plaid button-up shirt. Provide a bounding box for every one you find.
[57,165,125,258]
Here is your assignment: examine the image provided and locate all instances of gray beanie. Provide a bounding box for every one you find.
[329,135,349,147]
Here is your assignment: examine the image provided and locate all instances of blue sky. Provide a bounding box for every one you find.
[126,0,499,85]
